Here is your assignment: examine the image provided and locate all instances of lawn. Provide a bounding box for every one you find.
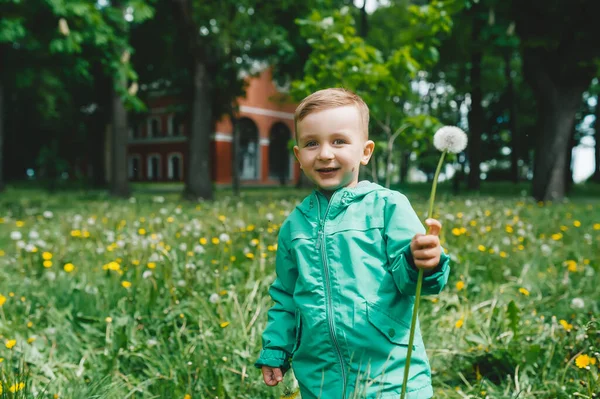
[0,184,598,398]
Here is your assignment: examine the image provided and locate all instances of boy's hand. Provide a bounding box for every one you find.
[261,366,284,386]
[410,218,442,271]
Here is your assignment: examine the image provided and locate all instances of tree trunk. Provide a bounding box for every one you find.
[110,73,130,198]
[359,0,368,38]
[183,59,213,200]
[564,120,576,194]
[505,50,520,183]
[0,76,4,193]
[467,13,483,191]
[231,114,240,196]
[593,96,600,182]
[524,54,590,201]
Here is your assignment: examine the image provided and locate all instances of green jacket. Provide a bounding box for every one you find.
[255,182,450,398]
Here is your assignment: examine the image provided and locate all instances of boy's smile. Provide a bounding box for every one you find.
[294,105,374,194]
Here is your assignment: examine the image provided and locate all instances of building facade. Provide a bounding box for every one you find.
[126,68,301,186]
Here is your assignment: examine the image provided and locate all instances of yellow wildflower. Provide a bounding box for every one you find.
[184,395,192,399]
[451,228,462,236]
[551,233,563,241]
[455,281,465,291]
[559,319,573,332]
[43,260,53,268]
[0,295,5,306]
[121,281,132,288]
[455,318,464,328]
[212,237,220,244]
[218,215,226,222]
[247,224,255,231]
[477,245,486,252]
[9,382,25,393]
[575,354,591,368]
[5,339,16,349]
[199,237,207,245]
[42,251,53,260]
[0,250,4,256]
[138,228,146,235]
[565,260,577,272]
[518,287,530,296]
[147,262,156,269]
[63,263,75,273]
[15,221,24,227]
[105,317,113,323]
[505,225,513,233]
[593,223,600,230]
[246,253,255,259]
[220,321,230,328]
[573,220,581,227]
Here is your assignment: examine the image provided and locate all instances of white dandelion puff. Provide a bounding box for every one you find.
[570,298,585,309]
[209,293,220,304]
[433,126,468,154]
[10,231,22,240]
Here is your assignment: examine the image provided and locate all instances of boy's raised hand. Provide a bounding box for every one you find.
[261,366,284,386]
[410,218,442,271]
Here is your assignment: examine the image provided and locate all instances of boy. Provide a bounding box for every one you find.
[255,88,450,398]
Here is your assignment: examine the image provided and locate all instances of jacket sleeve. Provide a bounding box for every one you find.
[383,191,450,296]
[254,222,298,370]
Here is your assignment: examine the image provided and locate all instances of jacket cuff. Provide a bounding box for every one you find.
[254,348,291,370]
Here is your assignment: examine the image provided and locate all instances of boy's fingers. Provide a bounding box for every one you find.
[273,367,283,382]
[425,219,442,236]
[262,368,277,386]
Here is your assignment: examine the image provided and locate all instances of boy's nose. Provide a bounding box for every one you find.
[317,145,334,160]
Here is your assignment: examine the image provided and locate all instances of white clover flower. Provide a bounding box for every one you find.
[16,240,26,249]
[194,245,205,254]
[43,211,54,218]
[433,126,468,154]
[209,293,220,304]
[266,213,274,221]
[570,298,585,309]
[143,270,153,279]
[219,233,230,242]
[179,243,188,252]
[10,231,22,240]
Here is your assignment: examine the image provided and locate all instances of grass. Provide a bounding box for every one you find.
[0,183,598,398]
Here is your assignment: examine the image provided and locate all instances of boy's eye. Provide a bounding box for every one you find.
[333,139,347,145]
[305,141,318,147]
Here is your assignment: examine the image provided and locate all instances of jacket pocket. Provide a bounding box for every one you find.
[366,302,411,347]
[291,309,303,355]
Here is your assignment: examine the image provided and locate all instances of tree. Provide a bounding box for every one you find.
[512,0,600,200]
[291,3,452,187]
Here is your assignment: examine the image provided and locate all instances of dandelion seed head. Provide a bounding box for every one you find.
[433,126,468,154]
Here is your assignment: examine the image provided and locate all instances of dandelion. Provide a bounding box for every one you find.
[455,281,465,291]
[184,395,192,399]
[402,125,467,399]
[0,294,5,306]
[519,287,530,296]
[10,231,22,240]
[218,215,226,222]
[575,354,591,368]
[63,263,75,273]
[199,238,207,245]
[220,321,230,328]
[147,262,156,269]
[9,382,25,393]
[477,245,486,252]
[42,251,53,260]
[593,223,600,230]
[570,298,585,309]
[5,339,16,349]
[121,281,132,288]
[565,260,577,272]
[211,237,220,244]
[559,319,573,331]
[455,318,464,328]
[209,293,219,304]
[246,253,255,259]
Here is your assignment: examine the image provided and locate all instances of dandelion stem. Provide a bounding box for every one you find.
[400,151,446,399]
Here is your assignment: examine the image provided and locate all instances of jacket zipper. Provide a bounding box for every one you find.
[316,192,347,397]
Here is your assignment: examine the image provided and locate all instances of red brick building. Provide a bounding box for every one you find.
[125,68,301,186]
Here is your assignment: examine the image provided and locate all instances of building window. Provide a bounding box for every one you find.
[128,155,141,180]
[168,153,183,181]
[268,122,291,184]
[147,154,161,180]
[236,118,259,180]
[129,122,141,139]
[147,117,161,138]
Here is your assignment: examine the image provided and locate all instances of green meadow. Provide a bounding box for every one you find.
[0,185,598,398]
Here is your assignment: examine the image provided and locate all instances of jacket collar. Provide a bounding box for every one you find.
[296,181,384,218]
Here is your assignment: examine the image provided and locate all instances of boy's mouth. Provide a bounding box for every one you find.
[316,167,340,172]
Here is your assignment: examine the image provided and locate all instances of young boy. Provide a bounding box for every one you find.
[254,88,450,398]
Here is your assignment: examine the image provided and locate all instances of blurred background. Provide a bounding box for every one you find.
[1,0,600,201]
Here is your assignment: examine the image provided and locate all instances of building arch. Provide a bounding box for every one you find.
[147,153,161,180]
[128,154,141,180]
[168,152,183,181]
[268,122,292,184]
[147,117,161,138]
[237,117,260,180]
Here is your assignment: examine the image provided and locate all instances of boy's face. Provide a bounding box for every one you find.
[293,105,374,194]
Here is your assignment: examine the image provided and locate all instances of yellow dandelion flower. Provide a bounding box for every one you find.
[9,382,25,393]
[184,395,192,399]
[27,337,36,344]
[0,250,4,256]
[230,256,236,262]
[517,244,524,251]
[573,220,581,227]
[518,287,530,296]
[218,215,226,222]
[42,251,53,260]
[132,260,140,266]
[456,212,463,219]
[551,233,563,241]
[575,354,591,368]
[559,319,573,332]
[27,321,33,328]
[138,228,146,235]
[219,290,228,296]
[593,223,600,230]
[565,260,577,272]
[455,318,464,328]
[0,295,6,306]
[63,263,75,273]
[5,339,16,349]
[499,251,507,258]
[247,224,255,231]
[166,216,174,223]
[455,281,465,291]
[451,228,462,236]
[0,357,3,363]
[121,281,132,288]
[212,237,220,244]
[199,237,207,245]
[245,253,255,259]
[147,262,156,269]
[15,220,24,227]
[220,321,230,328]
[105,317,113,323]
[469,220,477,227]
[43,260,52,268]
[477,245,486,252]
[505,225,513,233]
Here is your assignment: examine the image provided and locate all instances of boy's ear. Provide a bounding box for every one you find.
[360,140,375,165]
[293,145,302,169]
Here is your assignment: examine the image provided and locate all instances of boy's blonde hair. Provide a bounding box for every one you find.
[294,88,370,140]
